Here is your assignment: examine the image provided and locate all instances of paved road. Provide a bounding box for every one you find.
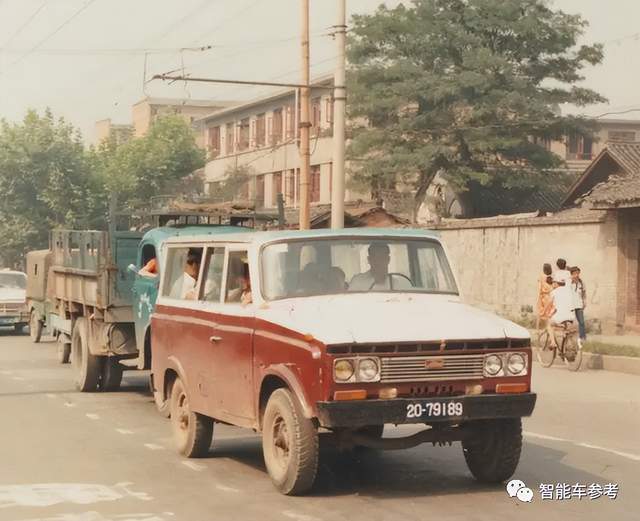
[0,330,637,521]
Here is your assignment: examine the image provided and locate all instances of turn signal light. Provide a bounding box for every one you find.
[465,384,483,395]
[378,387,398,399]
[333,390,367,401]
[496,383,528,394]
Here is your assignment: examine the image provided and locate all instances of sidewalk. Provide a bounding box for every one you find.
[589,334,640,349]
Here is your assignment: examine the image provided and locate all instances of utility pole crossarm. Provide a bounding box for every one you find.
[151,74,333,90]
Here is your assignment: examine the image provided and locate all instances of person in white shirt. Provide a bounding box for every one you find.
[554,258,572,287]
[543,273,575,348]
[348,243,413,291]
[170,249,202,300]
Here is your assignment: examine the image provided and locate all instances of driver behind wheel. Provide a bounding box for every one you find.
[348,243,413,291]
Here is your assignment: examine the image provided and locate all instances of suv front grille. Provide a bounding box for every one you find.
[0,303,23,314]
[326,338,528,355]
[380,354,485,383]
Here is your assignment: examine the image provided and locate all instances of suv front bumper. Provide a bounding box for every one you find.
[0,312,28,326]
[316,392,536,428]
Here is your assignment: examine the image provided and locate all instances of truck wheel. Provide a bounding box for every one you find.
[57,336,71,364]
[71,318,100,392]
[30,311,43,343]
[262,388,319,495]
[99,358,123,392]
[14,324,24,334]
[462,418,522,483]
[170,378,213,457]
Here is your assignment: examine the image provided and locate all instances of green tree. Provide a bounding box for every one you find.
[0,109,103,266]
[347,0,606,219]
[93,115,206,209]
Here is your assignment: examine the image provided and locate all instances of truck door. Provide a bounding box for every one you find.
[133,242,159,368]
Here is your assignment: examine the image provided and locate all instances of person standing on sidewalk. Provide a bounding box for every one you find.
[570,266,587,342]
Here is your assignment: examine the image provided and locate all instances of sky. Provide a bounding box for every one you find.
[0,0,639,143]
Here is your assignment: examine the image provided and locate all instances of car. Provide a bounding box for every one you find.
[0,269,29,333]
[150,228,536,495]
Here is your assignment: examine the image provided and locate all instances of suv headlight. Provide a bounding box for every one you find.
[333,357,380,383]
[507,353,527,375]
[483,354,503,376]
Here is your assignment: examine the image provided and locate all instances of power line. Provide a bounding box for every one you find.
[1,46,213,56]
[187,0,263,48]
[2,0,47,48]
[1,0,99,75]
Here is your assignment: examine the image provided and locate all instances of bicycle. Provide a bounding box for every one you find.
[537,320,583,371]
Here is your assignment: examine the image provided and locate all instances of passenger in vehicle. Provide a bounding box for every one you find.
[348,243,412,291]
[139,257,158,278]
[297,263,323,295]
[227,260,252,304]
[170,248,202,300]
[325,266,347,293]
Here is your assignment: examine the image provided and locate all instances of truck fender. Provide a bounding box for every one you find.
[260,364,314,420]
[161,355,190,400]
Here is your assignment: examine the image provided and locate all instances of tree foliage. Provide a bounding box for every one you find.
[0,110,103,266]
[347,0,606,218]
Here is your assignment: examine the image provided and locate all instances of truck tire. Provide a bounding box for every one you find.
[262,388,319,495]
[14,324,24,334]
[57,335,71,364]
[170,378,213,457]
[462,418,522,483]
[71,318,100,392]
[99,358,123,392]
[30,311,43,343]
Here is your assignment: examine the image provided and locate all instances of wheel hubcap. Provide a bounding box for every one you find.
[177,393,189,432]
[272,415,291,469]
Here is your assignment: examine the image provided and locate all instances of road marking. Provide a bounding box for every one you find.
[144,443,165,451]
[86,413,100,420]
[45,393,57,399]
[0,370,13,375]
[116,428,134,435]
[524,431,640,462]
[282,511,322,521]
[181,461,206,472]
[11,376,25,381]
[215,484,239,492]
[64,401,77,408]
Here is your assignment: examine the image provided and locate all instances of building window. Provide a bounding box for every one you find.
[255,113,266,147]
[238,118,250,151]
[608,130,636,142]
[272,108,283,145]
[311,97,322,135]
[310,165,321,203]
[325,98,334,124]
[272,172,283,206]
[225,123,235,155]
[566,134,593,160]
[286,105,296,140]
[208,126,221,157]
[256,175,265,207]
[286,169,299,205]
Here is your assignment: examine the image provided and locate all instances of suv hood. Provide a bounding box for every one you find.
[0,288,26,303]
[257,293,529,345]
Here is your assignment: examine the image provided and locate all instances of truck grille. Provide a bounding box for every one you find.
[380,354,484,383]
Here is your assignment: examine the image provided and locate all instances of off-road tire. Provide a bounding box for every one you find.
[99,358,123,391]
[262,388,319,495]
[30,311,43,343]
[462,418,522,483]
[170,378,213,457]
[71,318,100,392]
[57,335,71,364]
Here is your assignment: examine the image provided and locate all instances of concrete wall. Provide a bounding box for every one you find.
[436,212,619,333]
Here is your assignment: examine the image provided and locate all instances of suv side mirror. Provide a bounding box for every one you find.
[128,264,139,275]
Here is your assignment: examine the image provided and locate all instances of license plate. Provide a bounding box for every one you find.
[406,401,464,419]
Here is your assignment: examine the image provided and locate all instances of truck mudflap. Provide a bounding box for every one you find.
[315,392,537,429]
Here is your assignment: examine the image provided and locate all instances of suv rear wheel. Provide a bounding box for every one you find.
[170,377,213,457]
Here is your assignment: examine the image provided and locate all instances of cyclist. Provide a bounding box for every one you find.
[543,273,575,349]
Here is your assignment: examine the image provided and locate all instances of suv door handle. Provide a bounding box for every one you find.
[209,336,222,343]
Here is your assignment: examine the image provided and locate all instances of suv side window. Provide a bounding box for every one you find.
[201,247,225,303]
[162,247,203,300]
[225,250,252,304]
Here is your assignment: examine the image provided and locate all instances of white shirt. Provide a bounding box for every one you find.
[571,279,585,309]
[348,271,413,291]
[170,272,197,299]
[554,269,572,286]
[550,286,574,323]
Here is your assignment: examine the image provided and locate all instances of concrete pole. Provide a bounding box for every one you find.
[299,0,311,230]
[331,0,347,229]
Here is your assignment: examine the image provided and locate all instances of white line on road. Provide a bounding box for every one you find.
[86,413,100,420]
[181,461,206,472]
[215,484,240,492]
[63,401,77,408]
[45,393,56,399]
[524,431,640,462]
[282,511,323,521]
[116,428,134,435]
[144,443,165,451]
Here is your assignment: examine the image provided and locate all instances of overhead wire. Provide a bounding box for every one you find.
[2,0,47,48]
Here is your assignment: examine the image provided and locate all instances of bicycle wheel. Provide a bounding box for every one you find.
[537,330,556,367]
[563,334,583,372]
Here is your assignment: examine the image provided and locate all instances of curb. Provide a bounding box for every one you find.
[532,348,640,376]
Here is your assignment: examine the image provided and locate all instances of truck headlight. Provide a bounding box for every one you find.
[358,358,380,382]
[334,359,355,382]
[483,354,503,376]
[507,353,527,375]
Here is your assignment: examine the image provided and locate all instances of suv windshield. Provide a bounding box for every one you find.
[0,272,26,289]
[261,238,458,300]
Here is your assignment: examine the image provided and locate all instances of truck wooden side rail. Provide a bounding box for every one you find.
[50,229,143,391]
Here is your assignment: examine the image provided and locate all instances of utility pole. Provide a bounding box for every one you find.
[331,0,347,229]
[299,0,311,230]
